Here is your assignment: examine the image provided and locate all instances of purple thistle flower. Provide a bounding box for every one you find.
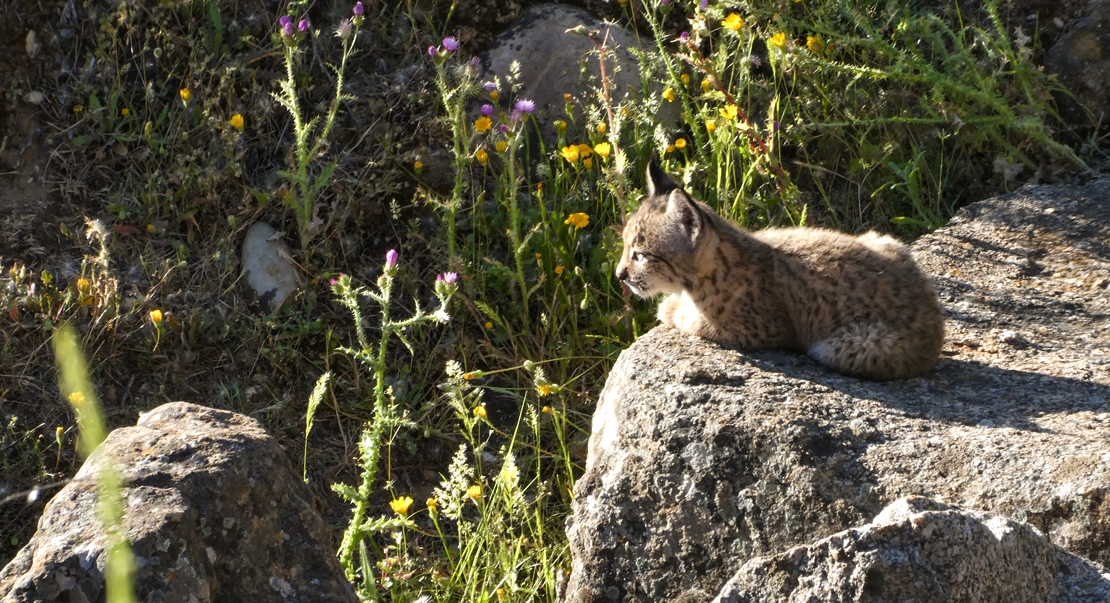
[499,123,510,134]
[660,0,671,4]
[468,56,481,67]
[481,104,494,116]
[484,81,497,92]
[680,31,690,41]
[283,21,295,36]
[443,272,458,284]
[700,0,708,9]
[298,19,309,32]
[428,46,439,57]
[750,54,762,69]
[280,15,294,36]
[514,99,535,114]
[353,1,364,16]
[385,249,399,269]
[442,37,459,52]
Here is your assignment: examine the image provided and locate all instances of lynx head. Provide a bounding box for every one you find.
[615,162,706,297]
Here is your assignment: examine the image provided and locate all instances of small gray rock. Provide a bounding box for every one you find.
[1045,0,1110,128]
[241,222,300,313]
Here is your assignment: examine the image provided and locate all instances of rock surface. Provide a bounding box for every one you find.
[712,497,1110,603]
[242,222,301,313]
[0,402,357,603]
[565,179,1110,602]
[1045,0,1110,128]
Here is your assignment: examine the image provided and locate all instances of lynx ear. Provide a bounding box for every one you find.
[646,160,679,198]
[666,190,702,243]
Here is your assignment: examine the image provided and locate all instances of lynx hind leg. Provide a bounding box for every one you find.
[807,322,927,380]
[857,231,910,259]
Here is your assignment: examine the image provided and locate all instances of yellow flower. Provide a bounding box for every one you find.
[596,121,607,134]
[495,140,508,153]
[723,13,744,31]
[463,372,476,380]
[537,385,553,397]
[594,142,611,158]
[701,79,711,92]
[560,145,580,163]
[583,157,593,169]
[484,321,493,329]
[563,93,572,103]
[76,278,90,293]
[230,114,244,130]
[771,32,787,48]
[149,309,163,324]
[554,266,564,275]
[501,462,519,485]
[414,160,424,175]
[554,119,567,133]
[720,104,739,120]
[489,90,499,102]
[577,143,592,158]
[474,116,493,132]
[467,484,482,499]
[666,144,676,154]
[389,496,414,515]
[496,588,505,601]
[680,73,690,86]
[121,107,130,116]
[535,252,542,259]
[705,120,717,133]
[179,87,191,103]
[475,149,489,163]
[73,105,84,113]
[473,405,488,419]
[662,87,676,102]
[807,36,823,53]
[541,405,554,414]
[675,137,687,150]
[67,391,85,406]
[147,223,157,233]
[564,212,590,228]
[426,497,438,512]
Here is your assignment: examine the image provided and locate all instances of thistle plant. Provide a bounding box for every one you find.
[323,249,457,580]
[271,3,364,249]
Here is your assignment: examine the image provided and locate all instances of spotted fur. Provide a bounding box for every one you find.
[615,162,945,380]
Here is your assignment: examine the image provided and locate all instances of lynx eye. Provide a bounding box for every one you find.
[632,250,651,262]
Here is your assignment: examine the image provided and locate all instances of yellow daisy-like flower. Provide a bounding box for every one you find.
[121,107,130,117]
[474,116,493,132]
[560,145,580,163]
[389,496,414,515]
[564,212,590,228]
[473,405,488,419]
[541,405,554,414]
[467,484,482,499]
[680,73,690,86]
[666,144,676,154]
[537,385,553,397]
[475,149,489,163]
[583,157,593,169]
[770,32,787,48]
[489,90,499,102]
[554,266,564,275]
[720,104,739,120]
[179,87,191,102]
[535,252,542,259]
[701,79,711,93]
[577,143,592,158]
[662,87,676,102]
[723,13,744,31]
[705,120,717,133]
[149,309,164,324]
[554,119,567,133]
[501,462,519,485]
[484,321,493,329]
[414,160,424,175]
[495,140,508,153]
[230,114,244,130]
[76,278,91,293]
[67,391,86,406]
[563,93,572,103]
[596,121,607,134]
[807,35,824,53]
[594,142,611,158]
[675,138,687,150]
[73,105,84,113]
[426,497,438,512]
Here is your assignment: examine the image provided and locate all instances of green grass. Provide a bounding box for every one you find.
[0,0,1099,598]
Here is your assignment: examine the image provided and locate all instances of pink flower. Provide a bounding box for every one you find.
[442,272,458,284]
[428,46,439,57]
[385,249,399,269]
[514,99,535,114]
[443,37,459,52]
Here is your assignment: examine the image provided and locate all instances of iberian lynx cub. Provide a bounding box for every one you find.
[615,163,944,380]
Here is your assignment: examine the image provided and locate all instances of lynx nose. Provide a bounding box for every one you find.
[615,264,629,282]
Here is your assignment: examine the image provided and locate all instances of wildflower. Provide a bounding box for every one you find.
[535,253,542,259]
[750,54,763,69]
[73,105,84,113]
[436,272,459,296]
[564,93,572,103]
[389,496,414,515]
[723,13,744,31]
[560,145,580,163]
[297,19,309,32]
[680,73,690,86]
[675,137,687,150]
[428,46,438,57]
[484,81,497,92]
[474,116,493,132]
[336,18,354,40]
[67,391,85,407]
[576,143,592,158]
[583,157,593,169]
[594,142,611,158]
[230,114,244,130]
[554,266,564,275]
[467,484,482,499]
[121,107,130,116]
[596,121,607,134]
[720,104,739,120]
[705,120,717,133]
[353,1,364,15]
[679,31,690,42]
[489,90,499,101]
[484,321,493,329]
[501,462,519,486]
[414,160,424,175]
[663,87,676,102]
[496,588,505,601]
[666,144,675,154]
[473,405,488,419]
[541,405,554,413]
[537,384,553,396]
[76,278,90,293]
[179,87,191,103]
[385,249,399,270]
[149,309,163,324]
[554,119,567,133]
[426,497,438,512]
[499,123,509,134]
[514,99,536,114]
[475,149,489,163]
[280,15,294,37]
[701,79,711,92]
[495,140,508,153]
[807,35,823,53]
[565,213,590,228]
[700,0,708,9]
[481,104,494,116]
[770,32,786,48]
[462,370,485,380]
[147,223,157,233]
[443,37,459,52]
[468,56,480,67]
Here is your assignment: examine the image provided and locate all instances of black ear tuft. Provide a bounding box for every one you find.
[646,160,679,198]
